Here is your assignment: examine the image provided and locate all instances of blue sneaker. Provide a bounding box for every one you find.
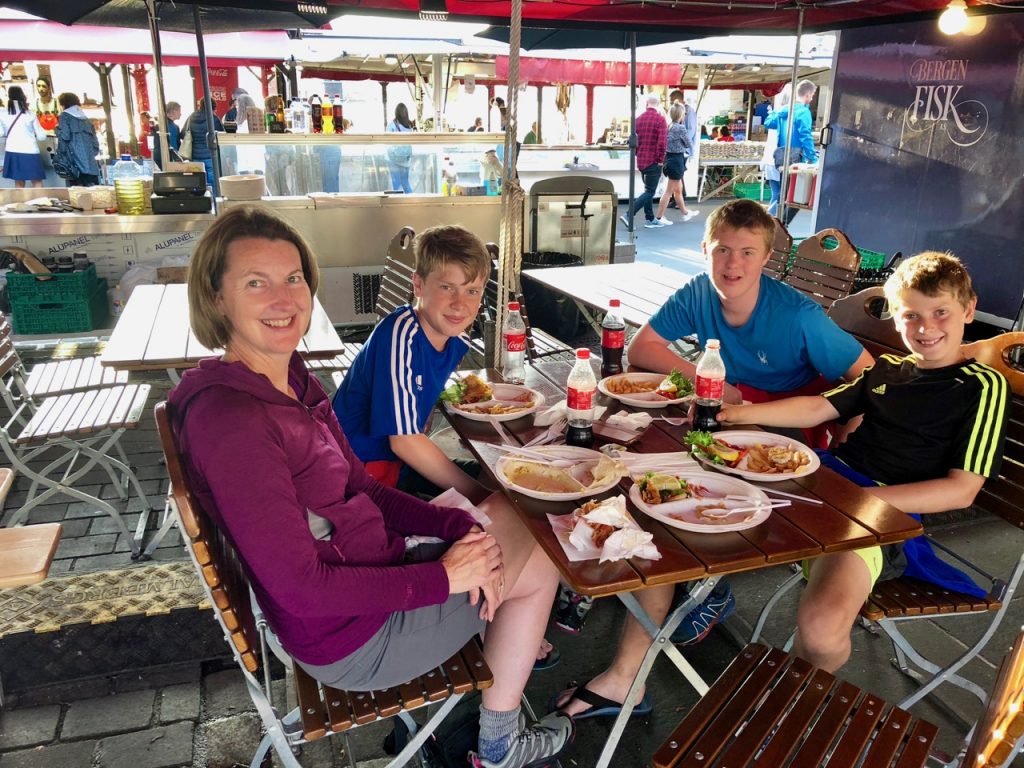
[670,582,736,646]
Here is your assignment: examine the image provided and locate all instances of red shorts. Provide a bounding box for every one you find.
[364,460,402,487]
[738,376,834,449]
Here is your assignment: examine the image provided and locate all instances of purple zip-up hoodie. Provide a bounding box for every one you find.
[168,352,476,665]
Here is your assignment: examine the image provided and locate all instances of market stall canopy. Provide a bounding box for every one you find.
[284,0,1014,34]
[0,0,331,33]
[0,18,290,66]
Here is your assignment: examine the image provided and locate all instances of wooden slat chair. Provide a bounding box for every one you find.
[653,630,1024,768]
[0,313,128,407]
[0,353,154,558]
[473,243,575,367]
[783,228,862,309]
[763,216,793,280]
[827,286,909,359]
[154,401,495,768]
[752,332,1024,713]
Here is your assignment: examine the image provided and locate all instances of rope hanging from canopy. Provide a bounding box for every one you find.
[493,0,526,367]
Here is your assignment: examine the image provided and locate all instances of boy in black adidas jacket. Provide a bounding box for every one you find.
[718,251,1008,672]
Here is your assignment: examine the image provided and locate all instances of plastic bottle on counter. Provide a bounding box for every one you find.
[442,156,458,196]
[110,283,126,318]
[693,338,726,431]
[321,95,333,134]
[310,94,323,133]
[600,298,625,378]
[290,97,308,133]
[332,95,344,133]
[501,301,527,384]
[566,348,597,447]
[111,154,145,215]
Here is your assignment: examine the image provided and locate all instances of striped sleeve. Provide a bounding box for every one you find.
[958,362,1009,478]
[387,310,422,436]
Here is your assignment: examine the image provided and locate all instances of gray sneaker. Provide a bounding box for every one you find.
[470,712,574,768]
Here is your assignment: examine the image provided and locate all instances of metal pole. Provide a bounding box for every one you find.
[625,32,637,238]
[144,0,171,171]
[193,4,221,204]
[536,85,543,143]
[779,8,805,222]
[120,64,138,157]
[92,63,117,162]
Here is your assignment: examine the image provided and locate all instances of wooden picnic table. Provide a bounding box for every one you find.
[443,360,923,768]
[522,262,690,333]
[99,283,344,374]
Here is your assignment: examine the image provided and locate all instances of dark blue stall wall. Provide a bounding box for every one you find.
[819,15,1024,326]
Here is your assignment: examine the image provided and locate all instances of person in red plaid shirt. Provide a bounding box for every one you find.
[620,94,667,231]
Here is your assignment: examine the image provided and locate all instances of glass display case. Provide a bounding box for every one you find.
[517,145,633,198]
[217,133,506,197]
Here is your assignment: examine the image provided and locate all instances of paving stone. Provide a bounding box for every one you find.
[0,739,97,768]
[113,662,201,694]
[202,669,255,718]
[90,513,143,536]
[55,533,117,559]
[159,682,201,723]
[94,721,194,768]
[0,704,61,749]
[61,689,155,740]
[70,552,139,572]
[200,712,262,768]
[52,518,91,538]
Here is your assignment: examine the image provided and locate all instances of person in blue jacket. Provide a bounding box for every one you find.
[765,79,819,224]
[184,98,223,188]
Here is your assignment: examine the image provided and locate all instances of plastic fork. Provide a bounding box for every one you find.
[652,415,689,426]
[701,499,791,518]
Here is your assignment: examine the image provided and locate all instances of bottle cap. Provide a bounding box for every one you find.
[508,301,520,311]
[609,299,621,308]
[575,348,590,360]
[706,338,721,349]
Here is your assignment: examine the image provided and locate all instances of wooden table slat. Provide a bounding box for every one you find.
[101,283,162,366]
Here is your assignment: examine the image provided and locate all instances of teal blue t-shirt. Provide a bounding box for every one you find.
[648,273,863,393]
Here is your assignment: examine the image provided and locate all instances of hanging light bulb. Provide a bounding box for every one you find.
[384,55,399,65]
[938,0,969,35]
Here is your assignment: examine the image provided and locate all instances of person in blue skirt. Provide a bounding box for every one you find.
[1,86,48,188]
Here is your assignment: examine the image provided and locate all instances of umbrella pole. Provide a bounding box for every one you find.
[779,8,805,223]
[193,4,222,207]
[144,0,171,173]
[625,32,637,240]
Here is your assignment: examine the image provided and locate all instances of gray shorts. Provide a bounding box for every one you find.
[297,542,487,691]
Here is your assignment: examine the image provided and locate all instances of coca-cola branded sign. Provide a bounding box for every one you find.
[193,66,238,109]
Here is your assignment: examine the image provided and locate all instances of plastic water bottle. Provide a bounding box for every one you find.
[502,301,527,384]
[291,97,308,133]
[566,348,597,447]
[442,156,458,196]
[693,339,726,431]
[111,154,145,215]
[110,283,126,317]
[600,298,626,378]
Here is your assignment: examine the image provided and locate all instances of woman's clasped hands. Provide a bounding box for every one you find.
[442,529,505,621]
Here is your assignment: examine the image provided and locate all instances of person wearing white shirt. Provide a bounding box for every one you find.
[1,86,48,188]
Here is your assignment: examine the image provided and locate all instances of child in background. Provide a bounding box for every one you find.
[717,251,1009,671]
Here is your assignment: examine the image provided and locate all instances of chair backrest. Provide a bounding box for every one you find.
[375,226,417,322]
[763,217,792,280]
[783,228,862,309]
[960,333,1024,532]
[827,286,909,358]
[962,629,1024,767]
[154,401,261,674]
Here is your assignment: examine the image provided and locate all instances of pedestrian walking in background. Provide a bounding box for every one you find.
[386,102,416,194]
[1,86,48,188]
[619,94,667,231]
[54,92,100,186]
[652,102,699,226]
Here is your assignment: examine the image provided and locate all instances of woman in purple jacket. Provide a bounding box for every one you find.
[168,206,572,768]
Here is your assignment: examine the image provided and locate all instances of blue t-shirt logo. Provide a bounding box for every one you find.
[758,350,769,366]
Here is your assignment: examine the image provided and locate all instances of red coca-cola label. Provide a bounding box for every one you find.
[504,332,527,353]
[695,374,725,400]
[567,386,594,410]
[602,329,625,349]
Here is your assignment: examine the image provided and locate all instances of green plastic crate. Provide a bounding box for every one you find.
[6,264,100,304]
[734,182,771,202]
[10,279,109,335]
[790,238,887,271]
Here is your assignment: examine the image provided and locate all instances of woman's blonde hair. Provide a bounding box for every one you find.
[669,103,684,123]
[188,206,320,350]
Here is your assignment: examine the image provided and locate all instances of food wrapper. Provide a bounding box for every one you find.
[549,495,660,563]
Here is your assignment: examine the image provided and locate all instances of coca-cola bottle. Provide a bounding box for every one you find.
[310,94,323,133]
[693,339,726,432]
[600,298,625,378]
[502,302,527,384]
[566,349,598,447]
[333,95,344,133]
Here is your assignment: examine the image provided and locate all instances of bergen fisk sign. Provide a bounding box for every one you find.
[903,57,988,147]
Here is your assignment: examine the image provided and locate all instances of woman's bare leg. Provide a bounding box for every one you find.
[655,179,681,220]
[477,493,559,710]
[793,552,873,672]
[14,180,26,189]
[673,185,689,215]
[31,180,44,188]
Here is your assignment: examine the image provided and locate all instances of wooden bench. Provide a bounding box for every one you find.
[763,216,793,280]
[783,228,862,310]
[653,631,1024,768]
[827,286,908,359]
[154,401,495,768]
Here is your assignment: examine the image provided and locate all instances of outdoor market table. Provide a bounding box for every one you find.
[521,262,689,333]
[444,361,923,768]
[100,283,344,376]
